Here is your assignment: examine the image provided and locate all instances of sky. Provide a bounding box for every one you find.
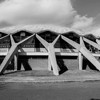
[0,0,100,35]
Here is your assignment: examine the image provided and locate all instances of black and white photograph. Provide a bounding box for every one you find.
[0,0,100,100]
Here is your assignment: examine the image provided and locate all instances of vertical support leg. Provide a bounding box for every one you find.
[48,56,52,71]
[48,44,59,76]
[14,54,18,71]
[79,36,84,70]
[79,52,83,70]
[0,45,18,74]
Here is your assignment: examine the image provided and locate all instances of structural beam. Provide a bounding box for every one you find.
[10,35,16,45]
[36,34,59,75]
[48,56,52,71]
[61,35,100,71]
[0,44,18,74]
[0,34,35,74]
[79,37,83,70]
[52,35,60,46]
[18,34,35,46]
[80,47,100,70]
[0,35,10,41]
[61,35,81,51]
[83,38,100,50]
[36,34,49,49]
[48,44,59,75]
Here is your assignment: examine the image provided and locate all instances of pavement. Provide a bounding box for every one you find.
[0,70,100,82]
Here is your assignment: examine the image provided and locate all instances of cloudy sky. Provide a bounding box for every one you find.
[0,0,100,34]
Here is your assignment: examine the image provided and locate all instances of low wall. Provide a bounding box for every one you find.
[0,55,98,72]
[18,56,48,70]
[17,56,79,71]
[57,56,79,70]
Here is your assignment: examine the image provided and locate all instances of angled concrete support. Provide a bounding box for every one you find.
[0,35,10,41]
[52,35,60,46]
[0,35,8,39]
[36,34,49,49]
[10,35,16,45]
[0,44,18,74]
[48,44,59,75]
[61,35,100,71]
[48,56,52,71]
[36,34,59,75]
[96,39,100,45]
[18,34,35,46]
[80,47,100,70]
[0,34,35,74]
[0,35,18,74]
[61,35,81,50]
[79,37,84,70]
[84,38,100,50]
[48,35,60,72]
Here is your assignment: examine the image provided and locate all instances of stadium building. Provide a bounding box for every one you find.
[0,25,100,75]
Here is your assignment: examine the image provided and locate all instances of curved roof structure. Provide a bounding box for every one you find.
[0,24,83,35]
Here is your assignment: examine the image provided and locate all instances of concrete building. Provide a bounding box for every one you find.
[0,25,100,75]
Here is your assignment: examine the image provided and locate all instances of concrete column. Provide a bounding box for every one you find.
[14,54,18,71]
[79,52,83,70]
[48,44,59,75]
[79,37,83,70]
[48,56,52,71]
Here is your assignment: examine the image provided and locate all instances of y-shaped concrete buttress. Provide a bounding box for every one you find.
[61,35,100,71]
[48,35,60,72]
[84,38,100,50]
[36,34,59,75]
[0,34,35,74]
[0,44,18,74]
[48,44,59,75]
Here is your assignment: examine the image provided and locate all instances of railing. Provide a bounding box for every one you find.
[22,44,35,48]
[0,44,10,48]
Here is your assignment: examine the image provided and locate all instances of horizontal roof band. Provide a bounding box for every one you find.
[0,24,99,38]
[0,24,83,35]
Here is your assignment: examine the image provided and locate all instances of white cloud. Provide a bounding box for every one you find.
[71,15,94,30]
[76,13,100,36]
[0,0,76,26]
[88,26,100,37]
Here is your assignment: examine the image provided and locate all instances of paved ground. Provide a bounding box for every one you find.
[0,70,100,100]
[1,70,100,82]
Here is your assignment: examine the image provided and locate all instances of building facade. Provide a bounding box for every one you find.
[0,25,100,75]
